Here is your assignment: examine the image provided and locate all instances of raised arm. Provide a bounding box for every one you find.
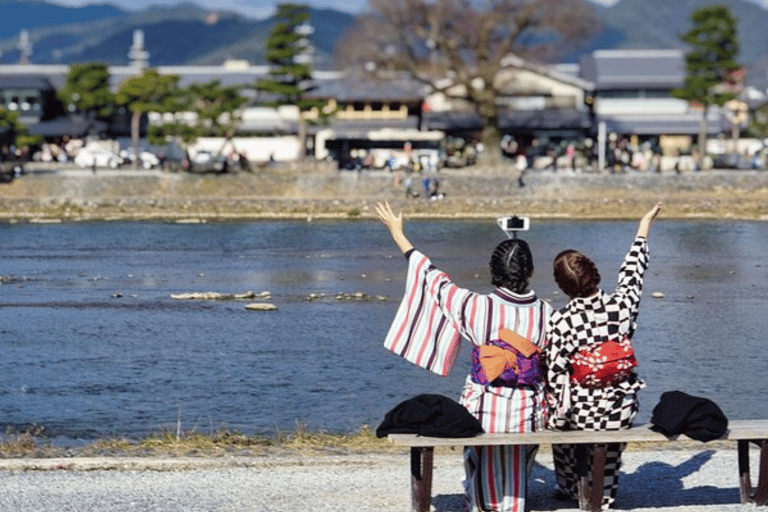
[636,201,662,239]
[376,201,414,254]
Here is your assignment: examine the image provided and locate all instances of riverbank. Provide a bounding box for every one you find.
[1,163,767,221]
[1,424,761,512]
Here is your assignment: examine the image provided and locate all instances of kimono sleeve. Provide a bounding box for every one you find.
[613,235,650,321]
[382,251,462,376]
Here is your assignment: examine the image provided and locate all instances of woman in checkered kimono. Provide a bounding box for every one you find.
[376,201,552,512]
[544,202,662,509]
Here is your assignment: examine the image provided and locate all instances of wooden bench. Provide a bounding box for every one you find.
[388,420,768,512]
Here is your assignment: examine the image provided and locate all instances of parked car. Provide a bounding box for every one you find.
[189,150,229,173]
[119,149,160,170]
[74,148,121,169]
[711,153,751,170]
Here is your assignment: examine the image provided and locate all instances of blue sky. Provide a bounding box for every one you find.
[50,0,768,19]
[53,0,370,18]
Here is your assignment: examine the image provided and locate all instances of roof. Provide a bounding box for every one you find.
[320,118,422,138]
[500,109,592,130]
[0,74,56,90]
[579,49,685,90]
[28,116,108,138]
[500,54,594,91]
[423,109,592,131]
[307,76,428,103]
[601,113,723,136]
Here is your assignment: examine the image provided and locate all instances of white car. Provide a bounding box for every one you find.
[74,149,121,169]
[119,150,160,170]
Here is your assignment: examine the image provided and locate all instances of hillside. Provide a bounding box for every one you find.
[0,1,354,68]
[0,0,126,39]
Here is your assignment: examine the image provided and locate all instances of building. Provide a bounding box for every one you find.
[579,49,722,156]
[0,72,65,126]
[0,29,738,167]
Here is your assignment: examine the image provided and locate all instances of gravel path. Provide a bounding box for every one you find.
[0,445,763,511]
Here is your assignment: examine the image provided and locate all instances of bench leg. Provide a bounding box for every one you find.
[576,445,590,510]
[410,446,434,512]
[739,440,752,503]
[738,439,768,505]
[755,440,768,505]
[575,444,607,512]
[590,444,608,511]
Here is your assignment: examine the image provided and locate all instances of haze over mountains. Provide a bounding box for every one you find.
[2,0,768,87]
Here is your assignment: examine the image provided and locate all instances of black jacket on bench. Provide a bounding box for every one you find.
[650,390,728,442]
[376,394,484,438]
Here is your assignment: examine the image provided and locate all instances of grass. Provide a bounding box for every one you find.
[0,424,394,459]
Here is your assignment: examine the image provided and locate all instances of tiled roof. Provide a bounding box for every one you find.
[0,74,56,90]
[307,76,428,102]
[579,49,685,90]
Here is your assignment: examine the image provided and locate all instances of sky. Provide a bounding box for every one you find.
[52,0,370,19]
[48,0,768,19]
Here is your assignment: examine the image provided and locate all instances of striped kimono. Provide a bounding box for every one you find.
[384,250,552,512]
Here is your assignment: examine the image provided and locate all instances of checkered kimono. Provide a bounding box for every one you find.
[544,235,649,509]
[384,249,552,512]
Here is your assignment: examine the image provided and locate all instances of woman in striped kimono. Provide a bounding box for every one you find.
[376,201,552,512]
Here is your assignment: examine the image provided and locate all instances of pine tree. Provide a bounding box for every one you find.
[58,63,115,121]
[255,3,326,159]
[116,69,183,166]
[673,5,741,165]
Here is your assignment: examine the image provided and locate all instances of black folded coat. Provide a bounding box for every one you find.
[650,390,728,442]
[376,393,484,438]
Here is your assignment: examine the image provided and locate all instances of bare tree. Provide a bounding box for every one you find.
[337,0,600,161]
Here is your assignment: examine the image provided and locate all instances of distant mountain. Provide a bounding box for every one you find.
[0,1,355,68]
[0,0,127,39]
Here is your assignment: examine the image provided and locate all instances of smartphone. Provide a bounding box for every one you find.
[497,215,530,233]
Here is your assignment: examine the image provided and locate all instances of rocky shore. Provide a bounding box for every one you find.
[0,162,767,221]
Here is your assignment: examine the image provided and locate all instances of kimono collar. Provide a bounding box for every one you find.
[493,287,538,305]
[567,290,606,311]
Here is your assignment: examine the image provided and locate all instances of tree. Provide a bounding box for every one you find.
[255,3,328,159]
[673,5,741,165]
[0,108,42,155]
[115,69,183,165]
[57,62,115,121]
[147,80,248,170]
[336,0,600,162]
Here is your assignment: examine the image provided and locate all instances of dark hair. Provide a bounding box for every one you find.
[553,249,601,298]
[489,238,534,294]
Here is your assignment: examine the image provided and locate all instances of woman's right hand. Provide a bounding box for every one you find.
[376,201,403,234]
[376,201,414,254]
[637,201,662,238]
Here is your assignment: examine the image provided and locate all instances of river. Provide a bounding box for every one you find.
[0,218,766,443]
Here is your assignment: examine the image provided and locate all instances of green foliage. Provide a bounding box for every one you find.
[747,104,768,140]
[58,62,115,120]
[0,108,42,149]
[673,5,741,108]
[116,69,184,115]
[146,80,247,147]
[186,80,247,136]
[255,3,323,113]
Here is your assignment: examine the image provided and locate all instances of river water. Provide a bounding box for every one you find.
[1,218,766,442]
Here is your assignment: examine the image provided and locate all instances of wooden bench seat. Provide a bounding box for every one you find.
[388,420,768,512]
